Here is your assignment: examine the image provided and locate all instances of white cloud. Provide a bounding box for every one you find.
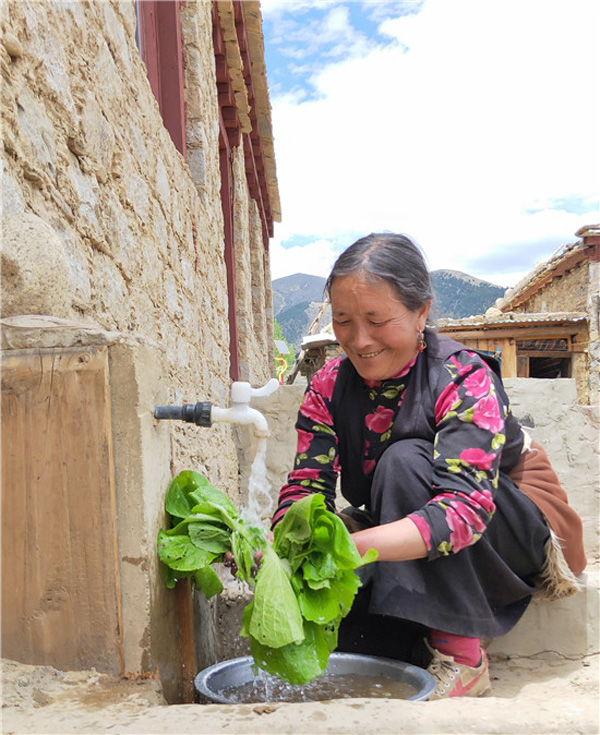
[270,237,341,281]
[267,0,600,286]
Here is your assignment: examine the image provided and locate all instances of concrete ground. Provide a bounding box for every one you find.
[2,651,598,735]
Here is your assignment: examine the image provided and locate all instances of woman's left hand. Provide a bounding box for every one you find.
[351,517,428,562]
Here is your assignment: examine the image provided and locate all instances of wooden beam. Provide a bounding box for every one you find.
[438,324,587,341]
[501,340,517,378]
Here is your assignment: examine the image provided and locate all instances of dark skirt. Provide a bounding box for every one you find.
[339,438,550,641]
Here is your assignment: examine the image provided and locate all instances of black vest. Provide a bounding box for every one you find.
[330,329,524,508]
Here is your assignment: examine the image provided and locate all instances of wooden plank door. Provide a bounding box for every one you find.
[1,347,123,673]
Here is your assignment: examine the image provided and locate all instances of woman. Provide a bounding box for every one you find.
[272,233,586,699]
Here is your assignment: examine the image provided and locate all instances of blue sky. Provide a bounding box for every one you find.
[260,0,600,287]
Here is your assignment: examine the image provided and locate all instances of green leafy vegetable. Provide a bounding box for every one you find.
[245,546,304,648]
[157,473,377,685]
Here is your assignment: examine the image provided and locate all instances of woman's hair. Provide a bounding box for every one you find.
[325,233,434,312]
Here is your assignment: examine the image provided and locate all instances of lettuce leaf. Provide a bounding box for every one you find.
[248,619,333,686]
[246,546,304,648]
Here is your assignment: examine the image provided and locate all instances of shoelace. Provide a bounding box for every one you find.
[429,658,462,693]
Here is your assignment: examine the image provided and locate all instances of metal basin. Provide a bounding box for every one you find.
[195,653,436,703]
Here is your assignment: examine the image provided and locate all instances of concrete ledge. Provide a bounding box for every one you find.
[487,566,599,658]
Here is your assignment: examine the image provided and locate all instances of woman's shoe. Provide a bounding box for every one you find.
[425,640,491,700]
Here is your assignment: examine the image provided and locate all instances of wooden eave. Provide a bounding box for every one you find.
[437,313,589,344]
[213,1,280,246]
[242,1,281,223]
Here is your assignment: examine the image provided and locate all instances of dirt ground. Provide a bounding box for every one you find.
[2,651,598,735]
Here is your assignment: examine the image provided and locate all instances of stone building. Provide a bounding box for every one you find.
[437,226,600,405]
[1,0,280,702]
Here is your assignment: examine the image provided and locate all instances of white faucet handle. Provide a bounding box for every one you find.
[251,378,280,399]
[231,381,252,404]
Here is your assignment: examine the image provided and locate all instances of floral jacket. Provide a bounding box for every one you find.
[273,350,514,561]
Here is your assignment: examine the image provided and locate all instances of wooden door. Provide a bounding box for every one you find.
[1,347,123,673]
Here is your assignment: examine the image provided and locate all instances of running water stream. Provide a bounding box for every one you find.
[242,437,273,528]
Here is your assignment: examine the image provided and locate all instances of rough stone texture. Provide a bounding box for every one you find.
[1,212,74,317]
[507,253,600,405]
[503,378,599,558]
[586,258,600,405]
[517,264,589,314]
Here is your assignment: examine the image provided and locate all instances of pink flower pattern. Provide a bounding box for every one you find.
[435,383,461,422]
[471,395,504,434]
[365,406,394,433]
[296,429,314,454]
[459,447,497,470]
[463,368,492,398]
[275,351,508,560]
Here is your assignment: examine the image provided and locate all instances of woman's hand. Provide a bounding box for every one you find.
[351,517,428,562]
[223,530,274,578]
[223,550,264,578]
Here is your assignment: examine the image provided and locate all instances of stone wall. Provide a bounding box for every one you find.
[517,263,589,314]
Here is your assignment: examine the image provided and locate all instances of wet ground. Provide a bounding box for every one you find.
[2,651,598,734]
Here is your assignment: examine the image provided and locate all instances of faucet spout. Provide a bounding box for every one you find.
[210,404,270,438]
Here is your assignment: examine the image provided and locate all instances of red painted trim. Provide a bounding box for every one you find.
[214,5,240,381]
[156,1,186,157]
[220,137,240,382]
[137,1,187,158]
[243,133,268,244]
[138,2,160,101]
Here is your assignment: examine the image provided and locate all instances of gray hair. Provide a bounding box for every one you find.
[325,233,434,313]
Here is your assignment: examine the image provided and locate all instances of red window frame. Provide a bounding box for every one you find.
[136,0,187,158]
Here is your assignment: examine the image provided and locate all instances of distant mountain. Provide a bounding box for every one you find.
[272,270,506,347]
[272,273,327,317]
[275,299,332,350]
[430,270,506,320]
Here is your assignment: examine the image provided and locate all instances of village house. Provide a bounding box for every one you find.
[1,0,280,702]
[437,225,600,406]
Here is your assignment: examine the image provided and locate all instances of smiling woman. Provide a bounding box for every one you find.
[271,231,586,701]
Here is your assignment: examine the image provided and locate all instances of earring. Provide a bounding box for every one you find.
[417,329,427,352]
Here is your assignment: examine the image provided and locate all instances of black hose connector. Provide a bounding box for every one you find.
[154,402,213,427]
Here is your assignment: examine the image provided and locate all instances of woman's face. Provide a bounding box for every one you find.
[330,273,430,382]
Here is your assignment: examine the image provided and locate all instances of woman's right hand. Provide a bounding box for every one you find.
[223,530,273,578]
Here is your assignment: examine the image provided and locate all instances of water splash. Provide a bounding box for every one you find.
[243,437,274,527]
[218,670,416,703]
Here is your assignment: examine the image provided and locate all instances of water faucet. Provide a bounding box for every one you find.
[154,378,279,438]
